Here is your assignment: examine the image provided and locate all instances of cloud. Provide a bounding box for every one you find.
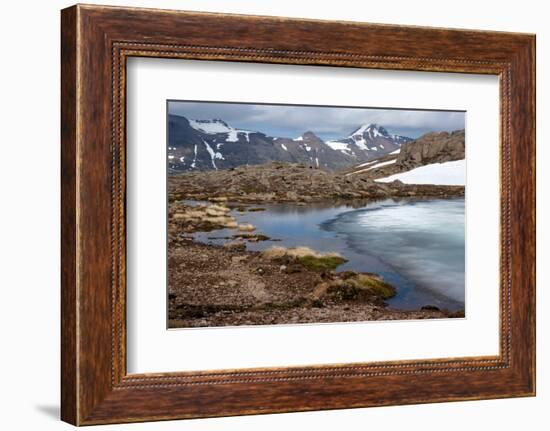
[168,101,465,139]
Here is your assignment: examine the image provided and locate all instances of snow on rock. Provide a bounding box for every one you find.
[326,140,354,156]
[327,140,349,150]
[203,140,224,170]
[226,130,252,143]
[190,118,253,143]
[390,148,400,155]
[346,159,396,176]
[189,118,232,134]
[351,136,368,150]
[350,124,389,140]
[293,136,303,142]
[376,159,466,185]
[226,129,239,142]
[281,143,288,151]
[190,144,197,168]
[356,160,378,168]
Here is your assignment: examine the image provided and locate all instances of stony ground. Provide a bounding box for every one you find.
[168,237,459,328]
[167,163,465,328]
[168,162,464,204]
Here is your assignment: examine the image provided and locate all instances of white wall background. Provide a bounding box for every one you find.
[0,0,546,429]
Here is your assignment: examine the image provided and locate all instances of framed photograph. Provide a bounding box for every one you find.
[61,4,536,425]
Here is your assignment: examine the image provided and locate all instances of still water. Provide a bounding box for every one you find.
[190,198,465,311]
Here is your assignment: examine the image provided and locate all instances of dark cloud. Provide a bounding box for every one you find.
[168,101,465,139]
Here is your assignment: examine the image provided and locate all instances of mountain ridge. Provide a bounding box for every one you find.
[168,114,414,172]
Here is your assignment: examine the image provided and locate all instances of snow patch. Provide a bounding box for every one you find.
[190,118,253,143]
[326,140,355,156]
[281,143,288,151]
[351,136,368,151]
[350,124,371,136]
[190,144,197,168]
[376,159,466,185]
[189,119,232,134]
[390,148,400,155]
[346,159,396,176]
[226,129,239,142]
[226,130,252,143]
[326,140,348,150]
[356,160,378,168]
[203,140,224,170]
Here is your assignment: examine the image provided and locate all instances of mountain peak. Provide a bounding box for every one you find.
[302,131,321,140]
[292,131,321,142]
[350,123,390,139]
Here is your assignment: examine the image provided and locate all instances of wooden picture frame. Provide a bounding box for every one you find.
[61,4,536,425]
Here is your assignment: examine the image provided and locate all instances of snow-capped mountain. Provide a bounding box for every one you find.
[168,116,411,172]
[187,118,255,143]
[326,124,412,159]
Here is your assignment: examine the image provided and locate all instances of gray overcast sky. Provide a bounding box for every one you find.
[168,101,465,140]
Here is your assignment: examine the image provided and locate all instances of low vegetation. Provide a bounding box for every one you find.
[261,246,348,271]
[325,273,396,301]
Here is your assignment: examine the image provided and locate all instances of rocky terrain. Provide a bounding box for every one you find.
[397,129,465,168]
[343,129,465,180]
[167,129,466,327]
[168,162,464,204]
[168,203,461,328]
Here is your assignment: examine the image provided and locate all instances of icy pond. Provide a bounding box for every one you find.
[190,198,466,312]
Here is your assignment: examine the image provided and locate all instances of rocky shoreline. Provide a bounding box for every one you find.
[168,239,461,328]
[168,198,464,328]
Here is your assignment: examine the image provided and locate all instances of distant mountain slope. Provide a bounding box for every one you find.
[343,129,465,181]
[167,115,412,172]
[168,115,356,172]
[326,124,412,159]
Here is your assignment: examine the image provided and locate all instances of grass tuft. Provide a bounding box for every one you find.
[297,255,347,271]
[326,274,396,301]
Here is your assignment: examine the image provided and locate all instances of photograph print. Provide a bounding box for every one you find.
[167,101,466,328]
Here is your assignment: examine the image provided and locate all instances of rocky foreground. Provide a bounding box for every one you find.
[168,201,464,328]
[168,161,464,204]
[168,240,460,328]
[167,162,465,327]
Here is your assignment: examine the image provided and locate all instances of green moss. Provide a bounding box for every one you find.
[347,274,396,299]
[297,255,347,271]
[326,274,396,302]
